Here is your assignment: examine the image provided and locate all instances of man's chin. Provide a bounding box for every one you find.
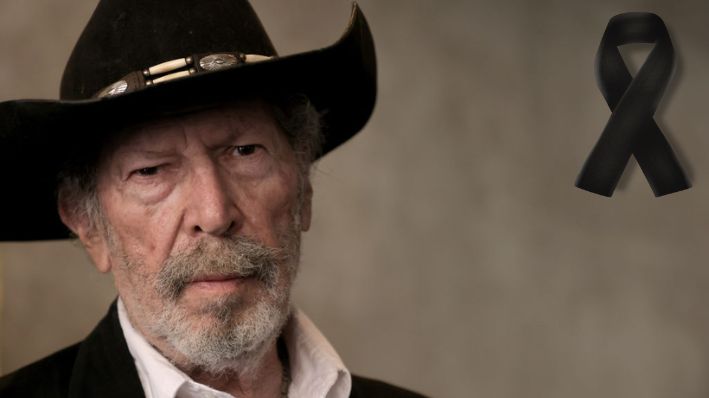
[154,295,292,374]
[177,292,246,319]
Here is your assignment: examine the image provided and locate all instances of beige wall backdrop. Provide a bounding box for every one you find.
[3,0,709,397]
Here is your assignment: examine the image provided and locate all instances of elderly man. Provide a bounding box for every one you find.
[0,0,424,397]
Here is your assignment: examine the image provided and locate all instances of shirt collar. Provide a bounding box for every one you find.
[118,299,187,397]
[284,308,351,398]
[117,298,351,398]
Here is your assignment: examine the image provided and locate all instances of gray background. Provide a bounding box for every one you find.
[2,0,709,397]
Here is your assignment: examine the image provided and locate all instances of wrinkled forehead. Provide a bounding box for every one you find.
[100,99,285,158]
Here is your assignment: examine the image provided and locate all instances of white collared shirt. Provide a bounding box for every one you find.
[117,299,351,398]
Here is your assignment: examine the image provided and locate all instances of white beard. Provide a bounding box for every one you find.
[114,231,300,376]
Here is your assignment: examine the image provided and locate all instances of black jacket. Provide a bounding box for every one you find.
[0,303,425,397]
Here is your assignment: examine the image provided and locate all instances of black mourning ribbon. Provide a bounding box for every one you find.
[575,12,690,197]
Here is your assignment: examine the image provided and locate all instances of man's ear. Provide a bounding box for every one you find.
[300,179,313,232]
[57,198,113,273]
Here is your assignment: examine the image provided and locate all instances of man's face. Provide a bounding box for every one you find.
[81,101,311,373]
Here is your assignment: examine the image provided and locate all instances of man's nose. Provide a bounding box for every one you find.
[186,163,240,236]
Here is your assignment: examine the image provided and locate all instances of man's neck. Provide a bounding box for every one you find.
[188,342,285,398]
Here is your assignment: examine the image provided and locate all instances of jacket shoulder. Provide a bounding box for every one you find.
[0,342,80,398]
[350,374,428,398]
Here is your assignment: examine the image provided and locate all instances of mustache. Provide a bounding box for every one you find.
[155,236,284,301]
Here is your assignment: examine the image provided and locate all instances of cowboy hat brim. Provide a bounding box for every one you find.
[0,4,376,241]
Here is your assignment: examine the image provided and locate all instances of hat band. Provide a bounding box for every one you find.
[95,52,273,98]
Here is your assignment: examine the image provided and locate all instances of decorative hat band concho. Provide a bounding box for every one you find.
[95,52,273,98]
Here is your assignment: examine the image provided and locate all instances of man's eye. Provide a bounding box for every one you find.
[233,145,258,156]
[135,166,159,176]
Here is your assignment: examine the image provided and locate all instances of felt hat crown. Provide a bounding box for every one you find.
[0,0,376,241]
[61,0,277,100]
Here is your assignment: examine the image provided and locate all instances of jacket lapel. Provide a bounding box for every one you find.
[67,300,145,398]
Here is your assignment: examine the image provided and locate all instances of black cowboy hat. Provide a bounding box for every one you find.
[0,0,376,242]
